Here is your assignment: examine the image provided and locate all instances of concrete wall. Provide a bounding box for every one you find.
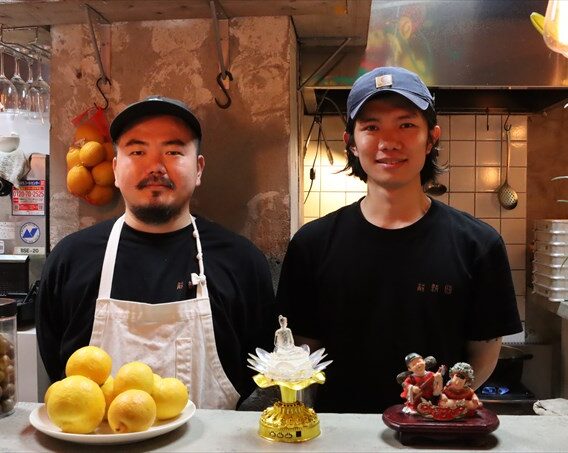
[49,17,295,272]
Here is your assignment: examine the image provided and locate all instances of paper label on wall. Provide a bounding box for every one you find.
[0,222,15,240]
[12,180,46,216]
[14,246,45,255]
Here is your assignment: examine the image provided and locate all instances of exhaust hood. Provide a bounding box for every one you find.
[300,0,568,115]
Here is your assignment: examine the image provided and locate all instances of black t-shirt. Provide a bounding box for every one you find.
[276,199,522,413]
[36,215,276,404]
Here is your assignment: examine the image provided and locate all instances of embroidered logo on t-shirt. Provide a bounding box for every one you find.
[416,282,453,295]
[176,281,184,290]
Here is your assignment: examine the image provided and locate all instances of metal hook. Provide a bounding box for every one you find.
[95,76,111,110]
[504,113,511,131]
[215,71,233,109]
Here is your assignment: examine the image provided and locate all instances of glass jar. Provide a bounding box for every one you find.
[0,298,17,418]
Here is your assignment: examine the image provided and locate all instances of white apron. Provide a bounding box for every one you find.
[89,215,240,409]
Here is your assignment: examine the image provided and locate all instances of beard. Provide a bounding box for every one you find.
[130,201,185,225]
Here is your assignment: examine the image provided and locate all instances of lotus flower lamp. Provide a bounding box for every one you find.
[248,315,332,442]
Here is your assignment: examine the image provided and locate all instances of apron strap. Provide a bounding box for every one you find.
[190,216,209,299]
[97,214,209,300]
[97,215,125,300]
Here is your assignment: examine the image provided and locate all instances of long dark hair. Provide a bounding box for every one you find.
[342,94,445,185]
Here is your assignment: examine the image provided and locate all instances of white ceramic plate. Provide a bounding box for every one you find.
[29,401,196,445]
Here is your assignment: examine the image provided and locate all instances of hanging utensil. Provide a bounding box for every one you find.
[496,124,518,210]
[424,181,448,196]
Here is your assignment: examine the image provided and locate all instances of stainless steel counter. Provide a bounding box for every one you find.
[1,403,567,452]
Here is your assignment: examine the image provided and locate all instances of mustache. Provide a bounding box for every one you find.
[136,175,175,190]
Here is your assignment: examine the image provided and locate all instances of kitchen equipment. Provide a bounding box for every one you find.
[424,181,447,196]
[496,125,518,210]
[477,345,535,415]
[0,297,17,418]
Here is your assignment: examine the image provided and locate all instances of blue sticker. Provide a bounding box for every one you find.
[20,222,40,244]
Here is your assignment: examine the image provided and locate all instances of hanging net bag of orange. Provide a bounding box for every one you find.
[67,106,116,206]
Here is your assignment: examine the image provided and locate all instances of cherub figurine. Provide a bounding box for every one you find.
[438,362,482,416]
[399,353,444,414]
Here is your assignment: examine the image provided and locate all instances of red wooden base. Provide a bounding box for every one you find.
[382,404,499,445]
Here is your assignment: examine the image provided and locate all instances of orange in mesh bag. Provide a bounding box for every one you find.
[67,107,116,206]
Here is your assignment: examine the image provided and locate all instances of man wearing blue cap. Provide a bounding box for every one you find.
[37,96,275,409]
[276,67,522,413]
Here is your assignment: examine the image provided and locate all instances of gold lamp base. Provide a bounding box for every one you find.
[258,400,320,443]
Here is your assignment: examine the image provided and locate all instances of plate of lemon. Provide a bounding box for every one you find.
[29,346,196,444]
[30,400,196,444]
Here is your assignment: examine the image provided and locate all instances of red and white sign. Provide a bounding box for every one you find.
[12,180,46,216]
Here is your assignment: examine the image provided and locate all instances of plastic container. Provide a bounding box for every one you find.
[533,261,568,278]
[0,298,17,418]
[533,251,568,267]
[532,273,568,290]
[533,282,568,302]
[534,241,568,255]
[535,230,568,244]
[534,219,568,233]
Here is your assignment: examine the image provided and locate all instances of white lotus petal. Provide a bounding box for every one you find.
[314,360,333,371]
[309,348,325,363]
[256,348,272,361]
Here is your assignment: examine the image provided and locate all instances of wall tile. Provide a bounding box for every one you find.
[516,295,526,321]
[320,192,346,216]
[346,192,366,204]
[476,167,501,192]
[450,115,476,140]
[505,244,526,270]
[506,141,528,167]
[480,218,500,233]
[450,166,475,192]
[476,193,501,218]
[477,141,502,166]
[511,270,526,296]
[507,167,527,192]
[320,165,346,191]
[438,115,450,139]
[502,218,527,244]
[507,115,528,141]
[303,191,320,217]
[450,141,476,166]
[449,193,475,215]
[476,115,502,140]
[438,141,450,167]
[345,175,367,192]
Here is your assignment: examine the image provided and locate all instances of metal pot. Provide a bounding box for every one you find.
[489,345,533,384]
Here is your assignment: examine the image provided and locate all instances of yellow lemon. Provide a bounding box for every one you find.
[46,375,105,434]
[152,377,189,420]
[153,373,162,389]
[114,361,154,396]
[67,165,94,197]
[74,123,104,145]
[66,147,82,169]
[80,141,105,168]
[84,184,115,206]
[44,380,61,404]
[91,161,115,186]
[101,375,114,420]
[107,389,156,433]
[65,345,112,385]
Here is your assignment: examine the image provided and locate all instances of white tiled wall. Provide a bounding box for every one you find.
[302,114,527,341]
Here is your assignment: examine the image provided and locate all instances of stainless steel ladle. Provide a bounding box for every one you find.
[496,124,518,210]
[424,181,448,196]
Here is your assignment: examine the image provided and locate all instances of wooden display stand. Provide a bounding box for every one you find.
[382,404,500,445]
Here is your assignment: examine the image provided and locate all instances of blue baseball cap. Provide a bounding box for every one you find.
[110,95,202,142]
[347,67,434,124]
